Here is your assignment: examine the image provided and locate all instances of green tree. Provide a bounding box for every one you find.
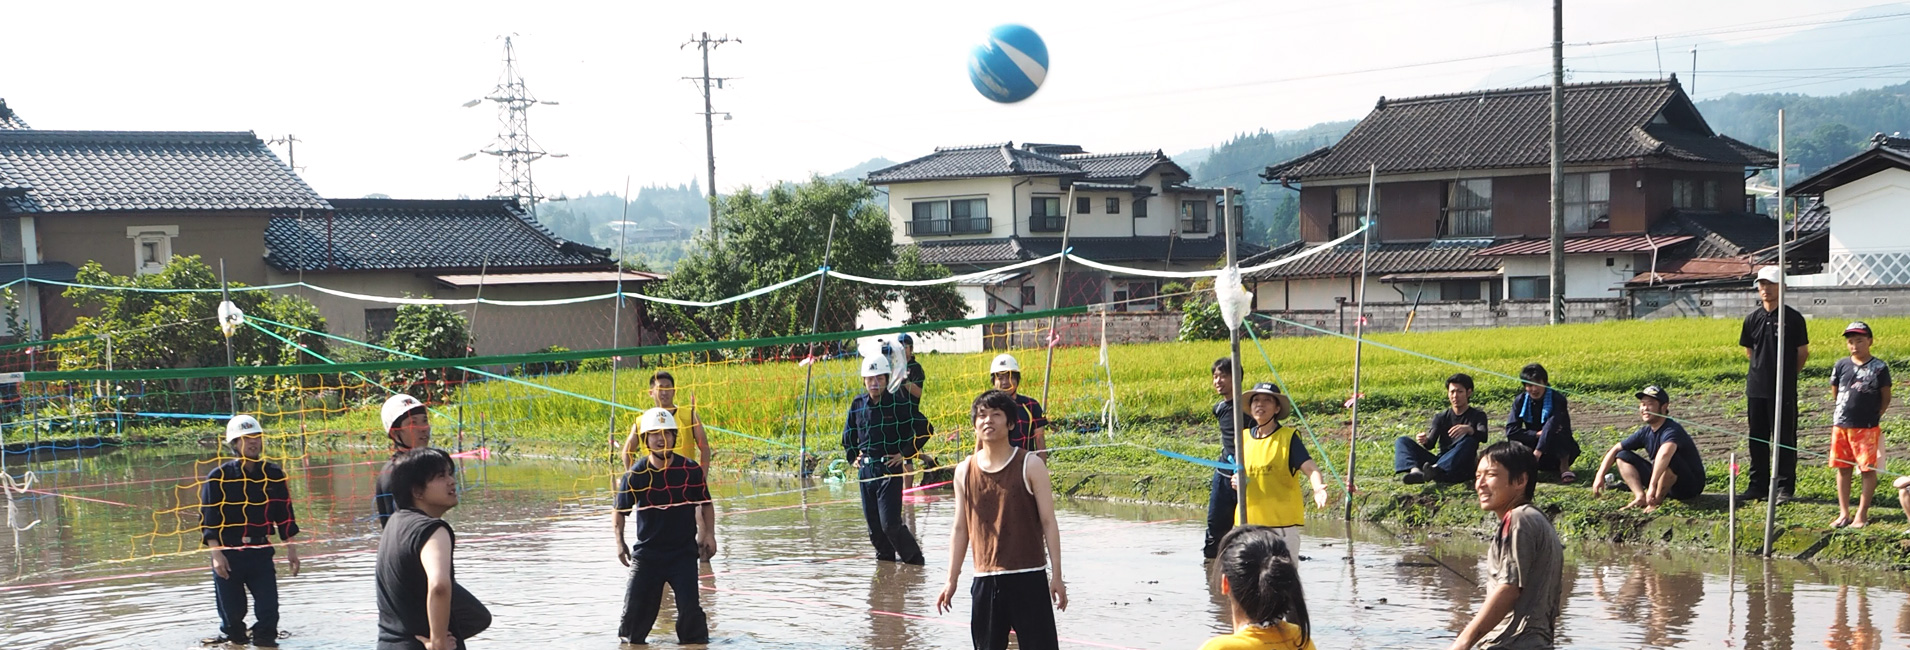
[655,177,965,346]
[380,303,472,399]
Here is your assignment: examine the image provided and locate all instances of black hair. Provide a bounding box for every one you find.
[650,371,675,388]
[972,389,1020,420]
[1446,373,1474,392]
[1212,357,1234,375]
[993,370,1022,383]
[1480,440,1537,502]
[1518,363,1549,386]
[387,447,457,510]
[1212,526,1310,646]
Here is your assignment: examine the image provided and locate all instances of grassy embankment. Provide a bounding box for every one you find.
[139,315,1910,564]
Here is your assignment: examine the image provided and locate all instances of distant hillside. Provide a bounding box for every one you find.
[1190,121,1357,246]
[1698,81,1910,177]
[534,181,709,269]
[827,157,897,182]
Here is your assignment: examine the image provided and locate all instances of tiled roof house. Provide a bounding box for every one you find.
[1252,77,1787,312]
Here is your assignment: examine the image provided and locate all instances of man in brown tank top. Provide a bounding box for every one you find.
[936,390,1068,650]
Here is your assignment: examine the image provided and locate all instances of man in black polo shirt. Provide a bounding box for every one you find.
[1740,266,1808,502]
[200,415,300,647]
[615,407,717,645]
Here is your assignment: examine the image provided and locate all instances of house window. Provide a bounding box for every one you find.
[1442,179,1491,237]
[1672,179,1697,209]
[908,198,990,235]
[1106,198,1120,214]
[1179,200,1209,233]
[1703,180,1719,210]
[0,217,20,264]
[1020,285,1037,307]
[365,308,398,342]
[1563,172,1610,233]
[126,225,178,275]
[1332,186,1376,238]
[1133,199,1148,218]
[1508,276,1550,300]
[1440,280,1482,301]
[1114,280,1158,311]
[1030,196,1064,232]
[1076,196,1092,215]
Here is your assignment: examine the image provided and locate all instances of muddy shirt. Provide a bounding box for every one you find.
[1832,356,1892,428]
[1483,504,1563,650]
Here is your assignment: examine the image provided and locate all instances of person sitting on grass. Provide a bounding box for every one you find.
[935,389,1066,650]
[1503,363,1581,484]
[619,371,712,471]
[1450,441,1563,650]
[1589,386,1705,511]
[1830,321,1891,528]
[1200,525,1315,650]
[1232,382,1329,563]
[1395,373,1490,485]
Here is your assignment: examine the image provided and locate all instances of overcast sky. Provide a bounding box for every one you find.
[3,0,1900,201]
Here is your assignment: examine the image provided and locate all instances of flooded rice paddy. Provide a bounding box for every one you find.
[2,443,1907,649]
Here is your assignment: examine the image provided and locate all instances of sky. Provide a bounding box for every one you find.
[3,0,1903,202]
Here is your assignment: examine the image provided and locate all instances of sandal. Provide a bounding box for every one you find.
[1559,471,1577,484]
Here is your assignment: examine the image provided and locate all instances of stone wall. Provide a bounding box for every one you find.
[1635,285,1910,321]
[984,311,1184,349]
[1258,298,1631,336]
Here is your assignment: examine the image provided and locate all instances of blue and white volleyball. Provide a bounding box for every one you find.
[967,24,1049,103]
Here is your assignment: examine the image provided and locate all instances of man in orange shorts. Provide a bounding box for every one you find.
[1830,321,1890,528]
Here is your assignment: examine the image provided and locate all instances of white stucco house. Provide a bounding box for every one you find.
[1788,133,1910,285]
[860,142,1259,352]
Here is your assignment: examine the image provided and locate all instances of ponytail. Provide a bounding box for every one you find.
[1213,526,1310,647]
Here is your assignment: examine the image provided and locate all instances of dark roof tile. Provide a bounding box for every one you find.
[0,99,28,130]
[866,142,1077,183]
[0,130,327,213]
[265,198,611,272]
[1247,239,1502,280]
[907,236,1263,267]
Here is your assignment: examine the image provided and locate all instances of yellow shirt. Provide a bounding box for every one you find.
[1236,425,1305,528]
[1199,622,1318,650]
[665,406,700,461]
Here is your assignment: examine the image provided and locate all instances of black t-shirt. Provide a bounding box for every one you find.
[614,453,712,560]
[1212,399,1258,470]
[1007,394,1048,451]
[1426,407,1491,452]
[375,461,396,528]
[376,509,456,649]
[200,459,299,547]
[905,359,926,391]
[840,390,923,463]
[1620,418,1704,485]
[1740,305,1808,399]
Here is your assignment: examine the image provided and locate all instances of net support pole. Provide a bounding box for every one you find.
[1728,451,1737,555]
[795,212,839,478]
[1345,164,1376,521]
[1224,187,1248,525]
[608,177,633,460]
[1762,109,1786,557]
[1039,185,1078,408]
[458,253,492,454]
[220,259,236,416]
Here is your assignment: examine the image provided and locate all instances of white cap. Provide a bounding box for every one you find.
[990,353,1020,375]
[381,394,425,432]
[1754,266,1783,286]
[860,353,893,378]
[225,414,264,444]
[638,407,678,433]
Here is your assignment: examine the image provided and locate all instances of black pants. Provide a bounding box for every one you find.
[1746,395,1799,492]
[1392,436,1480,482]
[1507,430,1580,473]
[211,546,277,642]
[970,570,1058,650]
[1615,450,1704,500]
[374,583,491,650]
[1203,469,1236,559]
[618,550,708,644]
[859,461,923,563]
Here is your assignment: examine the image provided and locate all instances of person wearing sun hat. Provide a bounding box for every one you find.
[1231,382,1329,563]
[199,414,300,647]
[1590,385,1706,512]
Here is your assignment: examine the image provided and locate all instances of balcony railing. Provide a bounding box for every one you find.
[1029,215,1067,232]
[1179,218,1210,234]
[907,217,992,236]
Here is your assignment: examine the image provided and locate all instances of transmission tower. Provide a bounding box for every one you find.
[462,36,564,217]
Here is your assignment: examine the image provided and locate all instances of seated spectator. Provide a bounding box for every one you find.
[1503,363,1581,483]
[1589,386,1705,511]
[1394,373,1489,484]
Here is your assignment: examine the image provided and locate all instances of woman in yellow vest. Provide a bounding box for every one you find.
[1232,382,1329,563]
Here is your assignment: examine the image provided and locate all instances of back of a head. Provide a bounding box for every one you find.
[1213,526,1310,645]
[1481,440,1538,502]
[387,448,456,511]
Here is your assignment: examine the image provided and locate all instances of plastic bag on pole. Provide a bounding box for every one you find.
[216,300,244,338]
[1215,266,1254,331]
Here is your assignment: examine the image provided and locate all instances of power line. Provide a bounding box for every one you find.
[683,32,739,242]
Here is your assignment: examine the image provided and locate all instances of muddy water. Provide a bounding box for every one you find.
[2,444,1908,649]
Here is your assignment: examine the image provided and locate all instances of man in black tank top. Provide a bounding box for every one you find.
[375,449,490,650]
[936,390,1068,650]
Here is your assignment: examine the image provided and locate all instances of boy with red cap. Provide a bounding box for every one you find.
[1830,321,1890,528]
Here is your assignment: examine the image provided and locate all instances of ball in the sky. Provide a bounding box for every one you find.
[968,24,1049,103]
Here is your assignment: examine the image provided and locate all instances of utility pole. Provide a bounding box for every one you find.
[1548,0,1566,325]
[462,37,565,219]
[267,134,302,173]
[683,32,738,242]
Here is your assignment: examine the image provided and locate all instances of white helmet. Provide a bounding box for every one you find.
[860,353,894,378]
[990,353,1021,375]
[225,414,264,444]
[381,393,426,432]
[638,407,679,433]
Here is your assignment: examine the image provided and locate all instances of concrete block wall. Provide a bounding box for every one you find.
[1635,285,1910,321]
[1258,299,1630,336]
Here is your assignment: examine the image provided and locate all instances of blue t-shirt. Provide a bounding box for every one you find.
[1831,356,1892,428]
[1619,418,1703,484]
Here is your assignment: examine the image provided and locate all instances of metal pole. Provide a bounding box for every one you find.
[220,259,236,415]
[1224,188,1248,525]
[459,253,491,454]
[795,213,839,477]
[1728,451,1737,554]
[1547,0,1566,325]
[1039,185,1078,408]
[608,177,633,458]
[1762,110,1786,556]
[1345,165,1375,520]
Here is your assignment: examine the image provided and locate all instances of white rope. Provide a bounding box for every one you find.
[296,269,824,308]
[1060,225,1370,279]
[826,253,1062,287]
